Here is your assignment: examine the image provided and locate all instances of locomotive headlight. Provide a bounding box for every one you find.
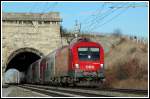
[75,64,80,69]
[100,64,104,68]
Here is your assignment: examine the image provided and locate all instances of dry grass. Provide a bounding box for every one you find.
[103,37,148,90]
[113,79,148,90]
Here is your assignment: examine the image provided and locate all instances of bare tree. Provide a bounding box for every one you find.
[112,29,122,37]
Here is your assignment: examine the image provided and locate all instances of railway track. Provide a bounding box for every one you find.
[70,86,148,95]
[98,88,148,95]
[17,84,148,97]
[18,84,110,97]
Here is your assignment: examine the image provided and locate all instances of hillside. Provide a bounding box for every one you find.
[102,37,148,90]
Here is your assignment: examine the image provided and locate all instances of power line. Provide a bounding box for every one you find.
[109,3,148,9]
[88,3,107,24]
[81,2,113,30]
[81,2,106,27]
[81,2,148,33]
[90,6,129,31]
[89,2,148,32]
[81,3,122,32]
[86,3,128,32]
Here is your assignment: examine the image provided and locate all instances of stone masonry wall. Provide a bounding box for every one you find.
[2,12,62,74]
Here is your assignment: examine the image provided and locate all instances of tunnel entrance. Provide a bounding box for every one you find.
[4,48,43,84]
[5,48,43,73]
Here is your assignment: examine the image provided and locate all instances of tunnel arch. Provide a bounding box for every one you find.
[5,47,44,72]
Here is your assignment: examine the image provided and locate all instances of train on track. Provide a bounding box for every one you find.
[26,37,105,86]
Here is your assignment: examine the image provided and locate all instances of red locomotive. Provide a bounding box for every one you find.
[26,37,105,86]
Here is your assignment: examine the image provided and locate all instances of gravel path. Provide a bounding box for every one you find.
[2,86,13,97]
[2,85,50,97]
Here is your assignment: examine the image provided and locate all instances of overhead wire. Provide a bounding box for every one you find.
[91,2,128,31]
[81,3,121,32]
[90,5,129,31]
[81,2,109,32]
[89,2,148,32]
[81,2,106,27]
[84,3,127,33]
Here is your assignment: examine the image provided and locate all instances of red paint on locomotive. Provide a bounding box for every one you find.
[70,41,104,71]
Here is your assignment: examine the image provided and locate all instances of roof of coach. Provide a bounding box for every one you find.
[46,45,69,57]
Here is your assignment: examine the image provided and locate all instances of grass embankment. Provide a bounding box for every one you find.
[103,37,148,90]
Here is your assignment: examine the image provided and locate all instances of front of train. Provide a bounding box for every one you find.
[69,38,105,82]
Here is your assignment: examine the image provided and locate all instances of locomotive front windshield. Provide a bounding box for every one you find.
[78,47,100,61]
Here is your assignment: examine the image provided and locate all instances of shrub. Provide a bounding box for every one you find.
[128,47,136,54]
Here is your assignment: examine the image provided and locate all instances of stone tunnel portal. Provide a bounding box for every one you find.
[5,48,43,73]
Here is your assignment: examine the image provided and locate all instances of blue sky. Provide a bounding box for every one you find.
[2,1,148,39]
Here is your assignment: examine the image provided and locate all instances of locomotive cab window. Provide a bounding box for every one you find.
[78,47,100,61]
